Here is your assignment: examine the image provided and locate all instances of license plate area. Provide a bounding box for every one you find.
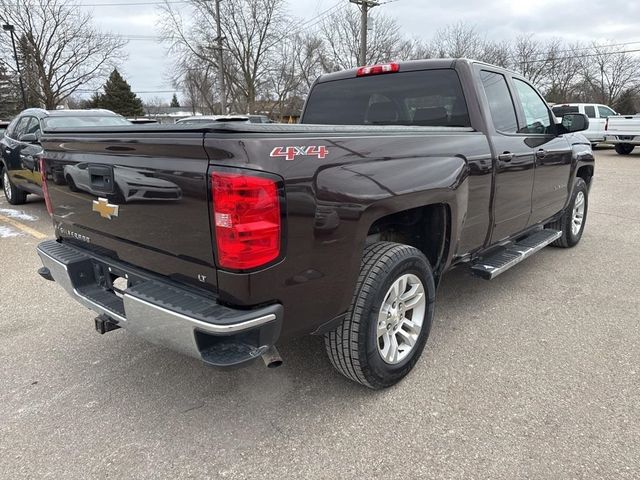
[72,259,147,321]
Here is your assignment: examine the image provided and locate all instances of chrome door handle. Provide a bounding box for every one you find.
[536,149,547,159]
[498,152,513,162]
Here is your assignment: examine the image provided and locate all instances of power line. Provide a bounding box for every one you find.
[521,48,640,64]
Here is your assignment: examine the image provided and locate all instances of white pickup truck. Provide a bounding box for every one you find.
[604,115,640,155]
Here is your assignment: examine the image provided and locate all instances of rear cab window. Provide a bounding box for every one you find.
[302,69,471,128]
[552,105,579,117]
[480,70,518,133]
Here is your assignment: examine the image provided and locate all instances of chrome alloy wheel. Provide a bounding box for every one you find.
[377,273,426,365]
[571,191,585,236]
[3,170,12,201]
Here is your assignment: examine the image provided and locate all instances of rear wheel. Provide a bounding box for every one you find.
[2,168,28,205]
[324,242,435,389]
[547,178,588,248]
[614,144,634,155]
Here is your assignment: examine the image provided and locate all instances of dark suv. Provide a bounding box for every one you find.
[1,108,130,204]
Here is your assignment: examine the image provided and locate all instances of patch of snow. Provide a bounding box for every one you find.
[0,225,24,238]
[0,208,38,221]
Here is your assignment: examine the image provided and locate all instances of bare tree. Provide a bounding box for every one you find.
[544,41,583,103]
[160,0,289,114]
[319,6,415,71]
[0,0,126,109]
[580,42,640,106]
[430,22,486,60]
[144,96,168,116]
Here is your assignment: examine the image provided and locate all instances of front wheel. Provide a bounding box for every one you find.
[546,178,588,248]
[614,144,634,155]
[324,242,435,389]
[2,168,28,205]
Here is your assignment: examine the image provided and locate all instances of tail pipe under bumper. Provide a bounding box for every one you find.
[36,240,283,368]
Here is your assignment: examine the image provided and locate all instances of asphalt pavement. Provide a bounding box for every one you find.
[1,147,639,479]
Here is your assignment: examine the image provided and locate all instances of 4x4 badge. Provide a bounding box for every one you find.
[270,146,328,161]
[92,197,119,219]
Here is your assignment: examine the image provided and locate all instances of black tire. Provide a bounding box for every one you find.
[614,144,634,155]
[324,242,435,389]
[65,175,78,192]
[2,167,28,205]
[546,178,588,248]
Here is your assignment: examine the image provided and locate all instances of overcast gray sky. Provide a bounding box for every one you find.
[82,0,640,102]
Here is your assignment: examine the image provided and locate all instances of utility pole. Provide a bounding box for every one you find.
[2,24,28,109]
[215,0,227,114]
[349,0,379,66]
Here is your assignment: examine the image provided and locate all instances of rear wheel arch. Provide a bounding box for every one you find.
[365,203,451,281]
[576,164,594,188]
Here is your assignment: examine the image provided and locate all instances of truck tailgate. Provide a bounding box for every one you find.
[607,116,640,134]
[41,131,217,290]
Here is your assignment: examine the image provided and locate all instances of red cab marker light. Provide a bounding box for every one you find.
[356,63,400,77]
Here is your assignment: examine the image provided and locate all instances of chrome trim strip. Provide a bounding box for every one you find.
[122,294,276,334]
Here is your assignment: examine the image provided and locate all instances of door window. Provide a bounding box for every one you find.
[598,106,615,118]
[23,117,41,136]
[11,117,31,139]
[480,71,518,133]
[584,106,596,118]
[513,78,552,134]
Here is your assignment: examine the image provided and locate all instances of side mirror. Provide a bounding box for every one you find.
[561,113,589,133]
[19,133,39,144]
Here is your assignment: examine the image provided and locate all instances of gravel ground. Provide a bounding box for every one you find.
[1,147,639,479]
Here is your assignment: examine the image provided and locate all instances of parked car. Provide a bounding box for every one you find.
[551,103,616,146]
[36,59,593,389]
[0,120,9,136]
[603,115,640,155]
[1,108,131,204]
[177,114,272,125]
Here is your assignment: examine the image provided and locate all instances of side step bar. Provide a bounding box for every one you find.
[471,229,562,280]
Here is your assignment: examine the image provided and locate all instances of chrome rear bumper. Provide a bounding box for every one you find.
[37,240,282,367]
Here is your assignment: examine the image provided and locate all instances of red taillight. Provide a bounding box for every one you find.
[211,171,281,270]
[39,157,53,215]
[356,63,400,77]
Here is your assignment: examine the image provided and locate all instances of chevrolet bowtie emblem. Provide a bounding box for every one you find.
[92,197,119,219]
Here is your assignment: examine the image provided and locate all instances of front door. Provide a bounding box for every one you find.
[510,78,573,225]
[479,69,536,243]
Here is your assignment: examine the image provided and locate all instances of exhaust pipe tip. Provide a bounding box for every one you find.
[261,345,283,368]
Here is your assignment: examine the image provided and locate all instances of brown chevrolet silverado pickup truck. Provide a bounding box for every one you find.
[36,59,594,388]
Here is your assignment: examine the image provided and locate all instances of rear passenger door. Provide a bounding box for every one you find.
[584,105,600,141]
[510,78,572,225]
[595,105,616,142]
[479,69,536,243]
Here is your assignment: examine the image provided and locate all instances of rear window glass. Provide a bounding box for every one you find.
[552,106,579,117]
[302,69,471,128]
[42,116,131,129]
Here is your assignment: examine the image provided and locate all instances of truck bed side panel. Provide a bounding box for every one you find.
[205,131,492,337]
